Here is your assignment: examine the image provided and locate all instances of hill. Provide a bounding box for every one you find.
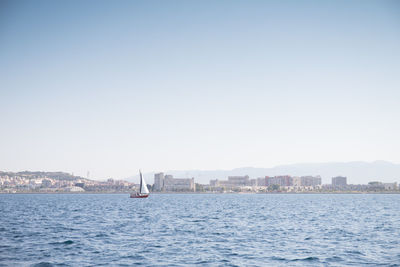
[0,171,87,181]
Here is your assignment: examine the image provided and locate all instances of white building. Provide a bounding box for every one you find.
[163,175,195,191]
[383,182,397,190]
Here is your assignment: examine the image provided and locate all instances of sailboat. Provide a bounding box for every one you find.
[130,171,149,198]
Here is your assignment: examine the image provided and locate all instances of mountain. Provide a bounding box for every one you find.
[126,161,400,185]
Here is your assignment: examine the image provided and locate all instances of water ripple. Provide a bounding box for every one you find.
[1,194,400,266]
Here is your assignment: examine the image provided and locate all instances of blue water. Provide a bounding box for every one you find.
[1,194,400,266]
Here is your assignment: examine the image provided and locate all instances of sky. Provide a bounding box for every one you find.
[1,0,399,180]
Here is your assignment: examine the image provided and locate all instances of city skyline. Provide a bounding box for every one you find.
[126,160,400,184]
[1,169,398,194]
[1,1,400,180]
[2,159,400,185]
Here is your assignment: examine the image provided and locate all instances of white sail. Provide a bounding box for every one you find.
[140,173,149,194]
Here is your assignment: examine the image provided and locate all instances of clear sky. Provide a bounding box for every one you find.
[1,0,399,180]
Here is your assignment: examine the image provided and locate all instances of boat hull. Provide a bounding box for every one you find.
[130,193,149,198]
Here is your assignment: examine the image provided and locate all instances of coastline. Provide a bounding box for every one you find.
[1,191,399,195]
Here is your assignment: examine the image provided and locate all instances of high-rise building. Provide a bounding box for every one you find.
[154,172,165,191]
[332,176,347,187]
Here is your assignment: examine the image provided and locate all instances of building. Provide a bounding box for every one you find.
[292,176,301,187]
[65,186,85,192]
[153,173,195,192]
[368,181,384,191]
[257,177,267,187]
[74,182,85,188]
[163,175,195,191]
[42,179,53,188]
[154,172,165,191]
[227,176,250,186]
[332,176,347,187]
[266,176,293,186]
[300,176,322,186]
[209,176,251,188]
[383,182,397,190]
[210,179,219,187]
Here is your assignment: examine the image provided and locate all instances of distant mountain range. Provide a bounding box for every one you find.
[127,161,400,185]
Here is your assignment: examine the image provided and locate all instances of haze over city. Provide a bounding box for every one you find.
[1,0,399,180]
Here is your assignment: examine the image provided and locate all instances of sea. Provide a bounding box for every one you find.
[1,193,400,266]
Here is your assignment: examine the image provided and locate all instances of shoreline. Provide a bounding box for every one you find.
[1,191,399,195]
